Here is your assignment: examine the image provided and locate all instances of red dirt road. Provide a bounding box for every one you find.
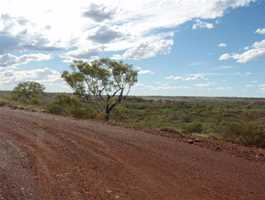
[0,107,264,200]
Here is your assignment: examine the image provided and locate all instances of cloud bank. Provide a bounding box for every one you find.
[0,0,256,61]
[0,0,258,92]
[219,39,265,63]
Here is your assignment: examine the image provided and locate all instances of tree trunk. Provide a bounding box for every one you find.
[105,102,110,121]
[105,110,110,121]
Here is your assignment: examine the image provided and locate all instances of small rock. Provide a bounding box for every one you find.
[106,189,112,194]
[187,139,194,144]
[215,146,222,151]
[194,138,201,143]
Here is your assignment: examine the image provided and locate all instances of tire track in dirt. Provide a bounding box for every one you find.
[0,107,264,200]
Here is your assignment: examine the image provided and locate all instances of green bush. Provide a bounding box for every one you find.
[54,94,80,107]
[47,103,65,115]
[112,105,130,120]
[183,122,203,133]
[12,81,45,104]
[0,100,8,107]
[47,94,96,119]
[47,95,79,114]
[221,122,265,147]
[71,106,96,119]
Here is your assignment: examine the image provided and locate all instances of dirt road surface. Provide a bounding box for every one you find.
[0,107,264,200]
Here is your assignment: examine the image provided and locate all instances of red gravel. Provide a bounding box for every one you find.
[0,107,264,200]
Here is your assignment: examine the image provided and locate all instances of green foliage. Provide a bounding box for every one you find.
[3,88,265,148]
[45,95,265,147]
[71,106,95,119]
[47,103,65,115]
[221,121,265,147]
[12,81,45,104]
[183,122,203,134]
[0,97,8,107]
[112,105,130,120]
[109,97,265,147]
[47,94,96,119]
[62,58,138,120]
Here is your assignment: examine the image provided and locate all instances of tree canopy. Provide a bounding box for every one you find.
[62,58,138,120]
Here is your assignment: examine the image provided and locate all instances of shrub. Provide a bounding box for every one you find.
[183,122,203,133]
[47,95,79,114]
[47,94,96,119]
[47,103,65,115]
[55,94,80,106]
[221,122,265,147]
[71,106,95,119]
[12,81,45,104]
[0,100,7,107]
[112,105,129,120]
[94,112,106,120]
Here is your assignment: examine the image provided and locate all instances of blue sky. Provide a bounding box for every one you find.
[0,0,265,97]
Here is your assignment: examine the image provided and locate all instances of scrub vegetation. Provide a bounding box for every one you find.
[1,90,265,148]
[0,58,264,148]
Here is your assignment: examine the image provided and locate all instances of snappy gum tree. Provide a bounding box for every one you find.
[62,58,138,120]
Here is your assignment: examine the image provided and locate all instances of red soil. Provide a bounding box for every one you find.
[0,107,264,200]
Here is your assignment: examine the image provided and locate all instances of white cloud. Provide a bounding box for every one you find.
[88,26,123,43]
[61,48,100,63]
[219,39,265,63]
[219,53,232,61]
[253,40,265,48]
[138,70,154,75]
[134,66,154,75]
[0,0,256,61]
[119,33,174,60]
[192,19,214,30]
[0,53,51,67]
[244,46,250,50]
[218,43,227,48]
[0,67,61,85]
[194,83,211,87]
[165,73,207,81]
[82,3,116,22]
[256,28,265,35]
[0,14,62,53]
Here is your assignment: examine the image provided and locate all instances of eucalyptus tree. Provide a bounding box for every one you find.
[62,58,138,120]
